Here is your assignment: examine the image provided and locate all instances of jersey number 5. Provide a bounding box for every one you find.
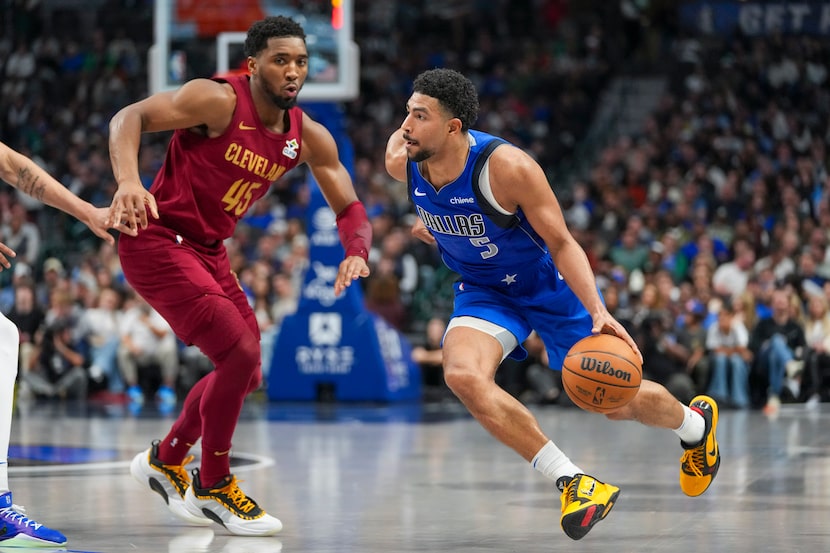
[469,237,498,259]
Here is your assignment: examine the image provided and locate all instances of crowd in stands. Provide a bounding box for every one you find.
[1,1,830,414]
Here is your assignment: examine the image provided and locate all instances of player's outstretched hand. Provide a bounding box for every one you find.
[84,206,137,245]
[591,311,643,364]
[334,255,370,297]
[106,181,159,233]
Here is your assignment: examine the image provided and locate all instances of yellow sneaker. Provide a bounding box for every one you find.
[679,395,720,496]
[558,473,620,540]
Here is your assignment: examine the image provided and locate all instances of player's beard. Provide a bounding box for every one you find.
[263,81,300,110]
[268,91,298,110]
[408,147,434,163]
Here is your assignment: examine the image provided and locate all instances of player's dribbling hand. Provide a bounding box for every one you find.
[591,311,643,364]
[334,255,370,297]
[106,181,159,232]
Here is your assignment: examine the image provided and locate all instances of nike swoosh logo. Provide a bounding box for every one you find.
[238,121,257,131]
[413,188,427,197]
[213,449,231,456]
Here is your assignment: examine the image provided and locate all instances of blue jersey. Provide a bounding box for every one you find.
[407,130,564,294]
[407,130,593,367]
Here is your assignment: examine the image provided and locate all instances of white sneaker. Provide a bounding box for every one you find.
[184,470,282,536]
[130,441,212,526]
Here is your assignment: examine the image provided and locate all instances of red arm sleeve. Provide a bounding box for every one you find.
[335,201,372,261]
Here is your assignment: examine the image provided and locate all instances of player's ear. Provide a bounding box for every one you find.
[447,117,463,135]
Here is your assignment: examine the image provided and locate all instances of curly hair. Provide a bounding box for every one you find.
[244,16,306,57]
[412,68,479,131]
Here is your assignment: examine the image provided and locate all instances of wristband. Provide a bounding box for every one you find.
[335,201,372,261]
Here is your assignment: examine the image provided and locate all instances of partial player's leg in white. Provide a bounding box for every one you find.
[0,313,68,547]
[0,312,19,492]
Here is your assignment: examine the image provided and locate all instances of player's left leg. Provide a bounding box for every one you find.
[605,382,720,496]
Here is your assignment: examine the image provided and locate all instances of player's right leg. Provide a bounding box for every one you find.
[183,469,282,536]
[442,313,618,540]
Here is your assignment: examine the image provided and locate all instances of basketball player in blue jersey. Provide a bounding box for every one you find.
[385,69,721,540]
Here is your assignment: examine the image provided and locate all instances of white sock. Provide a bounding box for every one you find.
[531,440,583,483]
[673,405,705,445]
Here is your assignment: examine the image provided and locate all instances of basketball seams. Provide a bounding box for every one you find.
[561,367,640,389]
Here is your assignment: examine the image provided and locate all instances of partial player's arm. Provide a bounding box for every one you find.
[300,113,371,295]
[489,145,642,361]
[384,128,408,183]
[107,78,236,231]
[0,141,129,270]
[411,217,436,245]
[385,130,436,245]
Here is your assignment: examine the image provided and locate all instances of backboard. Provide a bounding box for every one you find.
[150,0,359,101]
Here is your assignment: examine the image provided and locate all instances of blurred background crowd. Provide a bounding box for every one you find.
[1,0,829,415]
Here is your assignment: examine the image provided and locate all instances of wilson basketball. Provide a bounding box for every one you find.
[561,334,642,413]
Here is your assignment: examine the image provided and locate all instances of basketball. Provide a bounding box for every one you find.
[561,334,642,413]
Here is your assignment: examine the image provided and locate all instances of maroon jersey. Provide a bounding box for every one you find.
[150,74,303,244]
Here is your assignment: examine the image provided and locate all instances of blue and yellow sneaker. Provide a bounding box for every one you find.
[0,491,67,547]
[557,473,620,540]
[680,395,720,497]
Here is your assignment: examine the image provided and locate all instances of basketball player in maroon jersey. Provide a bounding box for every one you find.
[106,16,371,536]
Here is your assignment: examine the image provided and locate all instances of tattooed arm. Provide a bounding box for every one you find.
[0,142,133,255]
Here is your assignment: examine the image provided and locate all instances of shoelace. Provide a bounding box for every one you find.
[0,505,43,529]
[680,447,704,477]
[217,477,257,514]
[563,477,580,505]
[162,454,195,493]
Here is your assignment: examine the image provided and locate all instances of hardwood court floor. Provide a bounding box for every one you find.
[6,396,830,552]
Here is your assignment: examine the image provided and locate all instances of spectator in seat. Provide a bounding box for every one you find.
[78,287,125,399]
[800,293,830,408]
[705,301,751,409]
[118,293,179,410]
[749,288,807,415]
[23,317,87,400]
